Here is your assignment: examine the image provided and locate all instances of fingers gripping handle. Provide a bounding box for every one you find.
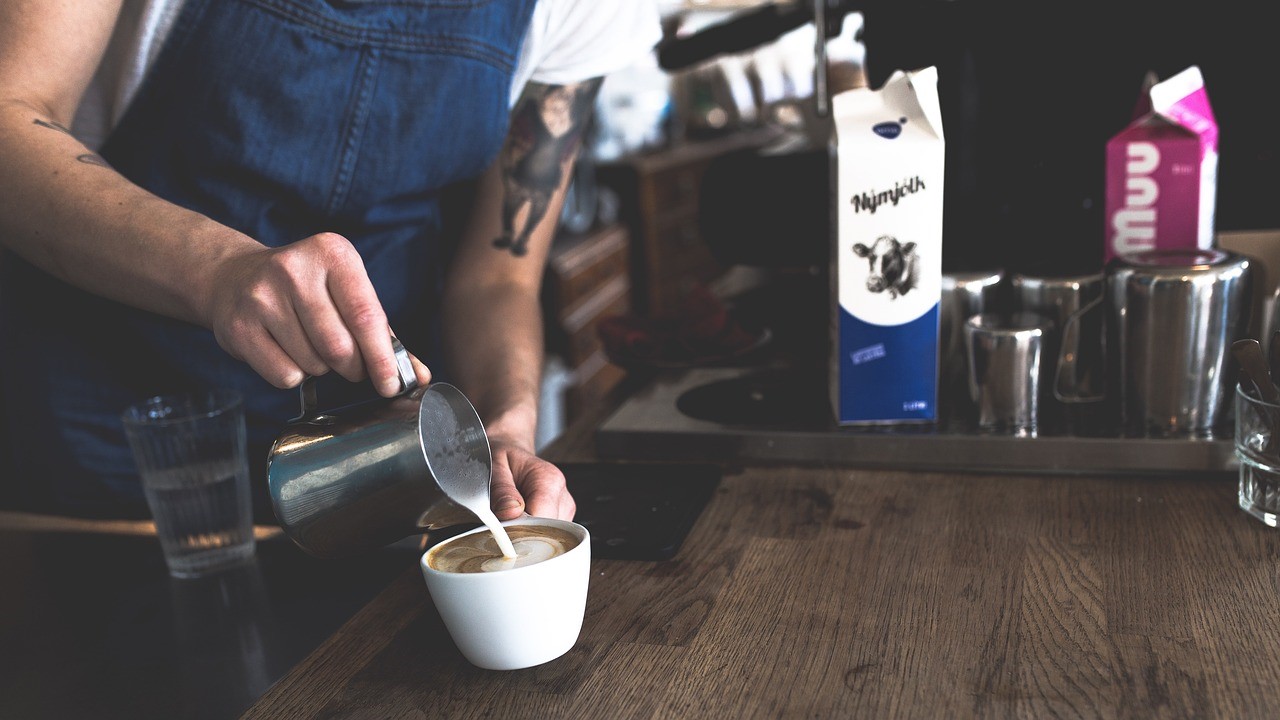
[296,336,419,419]
[390,337,418,394]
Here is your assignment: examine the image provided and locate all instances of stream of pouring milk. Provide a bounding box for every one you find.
[422,386,517,559]
[472,504,517,559]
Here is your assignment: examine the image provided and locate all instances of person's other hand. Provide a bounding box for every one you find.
[202,232,431,395]
[488,437,575,521]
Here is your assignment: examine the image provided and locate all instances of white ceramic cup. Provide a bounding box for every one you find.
[419,516,591,670]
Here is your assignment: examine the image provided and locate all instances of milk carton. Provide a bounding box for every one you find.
[1104,65,1218,261]
[831,66,944,425]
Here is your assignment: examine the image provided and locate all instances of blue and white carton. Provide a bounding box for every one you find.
[830,66,945,425]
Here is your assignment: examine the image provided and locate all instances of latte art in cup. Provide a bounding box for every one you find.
[420,517,590,669]
[427,524,580,573]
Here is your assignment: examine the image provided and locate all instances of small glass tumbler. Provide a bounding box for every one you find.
[122,390,256,577]
[1234,383,1280,527]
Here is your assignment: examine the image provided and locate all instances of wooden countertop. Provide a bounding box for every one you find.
[242,410,1280,719]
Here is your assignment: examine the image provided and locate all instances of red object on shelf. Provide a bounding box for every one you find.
[597,285,767,369]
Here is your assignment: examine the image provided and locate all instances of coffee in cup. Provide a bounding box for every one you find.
[420,517,591,670]
[426,524,580,573]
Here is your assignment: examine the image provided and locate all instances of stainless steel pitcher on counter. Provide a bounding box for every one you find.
[1105,248,1252,438]
[267,338,492,558]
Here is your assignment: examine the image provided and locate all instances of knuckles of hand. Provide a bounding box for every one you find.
[205,232,384,389]
[245,282,281,315]
[310,231,355,259]
[314,331,356,368]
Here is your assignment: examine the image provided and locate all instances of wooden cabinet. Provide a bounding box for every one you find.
[597,128,779,317]
[543,223,631,420]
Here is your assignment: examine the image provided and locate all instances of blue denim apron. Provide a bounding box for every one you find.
[0,0,537,516]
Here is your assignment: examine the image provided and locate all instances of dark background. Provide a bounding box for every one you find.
[859,0,1278,275]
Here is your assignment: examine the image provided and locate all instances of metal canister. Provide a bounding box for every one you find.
[964,312,1054,437]
[1106,248,1252,438]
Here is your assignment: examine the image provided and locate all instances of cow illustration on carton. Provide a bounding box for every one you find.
[853,235,918,299]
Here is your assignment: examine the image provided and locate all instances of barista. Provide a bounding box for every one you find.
[0,1,662,519]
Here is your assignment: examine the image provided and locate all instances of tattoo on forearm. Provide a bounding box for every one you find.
[33,118,110,168]
[493,77,603,257]
[77,153,110,168]
[33,118,73,135]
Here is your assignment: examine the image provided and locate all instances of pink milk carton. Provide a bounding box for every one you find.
[1104,65,1218,262]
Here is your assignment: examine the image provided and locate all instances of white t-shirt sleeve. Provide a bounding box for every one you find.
[511,0,663,104]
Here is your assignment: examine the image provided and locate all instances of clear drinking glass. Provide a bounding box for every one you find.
[1234,383,1280,527]
[122,390,256,577]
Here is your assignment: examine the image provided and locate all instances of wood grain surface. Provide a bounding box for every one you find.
[242,456,1280,720]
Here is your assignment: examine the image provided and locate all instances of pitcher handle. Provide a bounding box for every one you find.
[1054,295,1106,403]
[296,336,419,420]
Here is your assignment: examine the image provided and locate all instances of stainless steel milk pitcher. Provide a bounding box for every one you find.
[267,338,492,558]
[1106,248,1252,438]
[1012,272,1107,406]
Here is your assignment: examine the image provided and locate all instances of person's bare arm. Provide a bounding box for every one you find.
[0,0,423,395]
[443,78,603,521]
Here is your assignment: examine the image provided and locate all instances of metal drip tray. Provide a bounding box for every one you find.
[595,367,1236,475]
[674,368,830,431]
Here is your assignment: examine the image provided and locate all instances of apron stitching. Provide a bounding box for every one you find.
[335,1,502,9]
[327,46,382,216]
[248,0,517,68]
